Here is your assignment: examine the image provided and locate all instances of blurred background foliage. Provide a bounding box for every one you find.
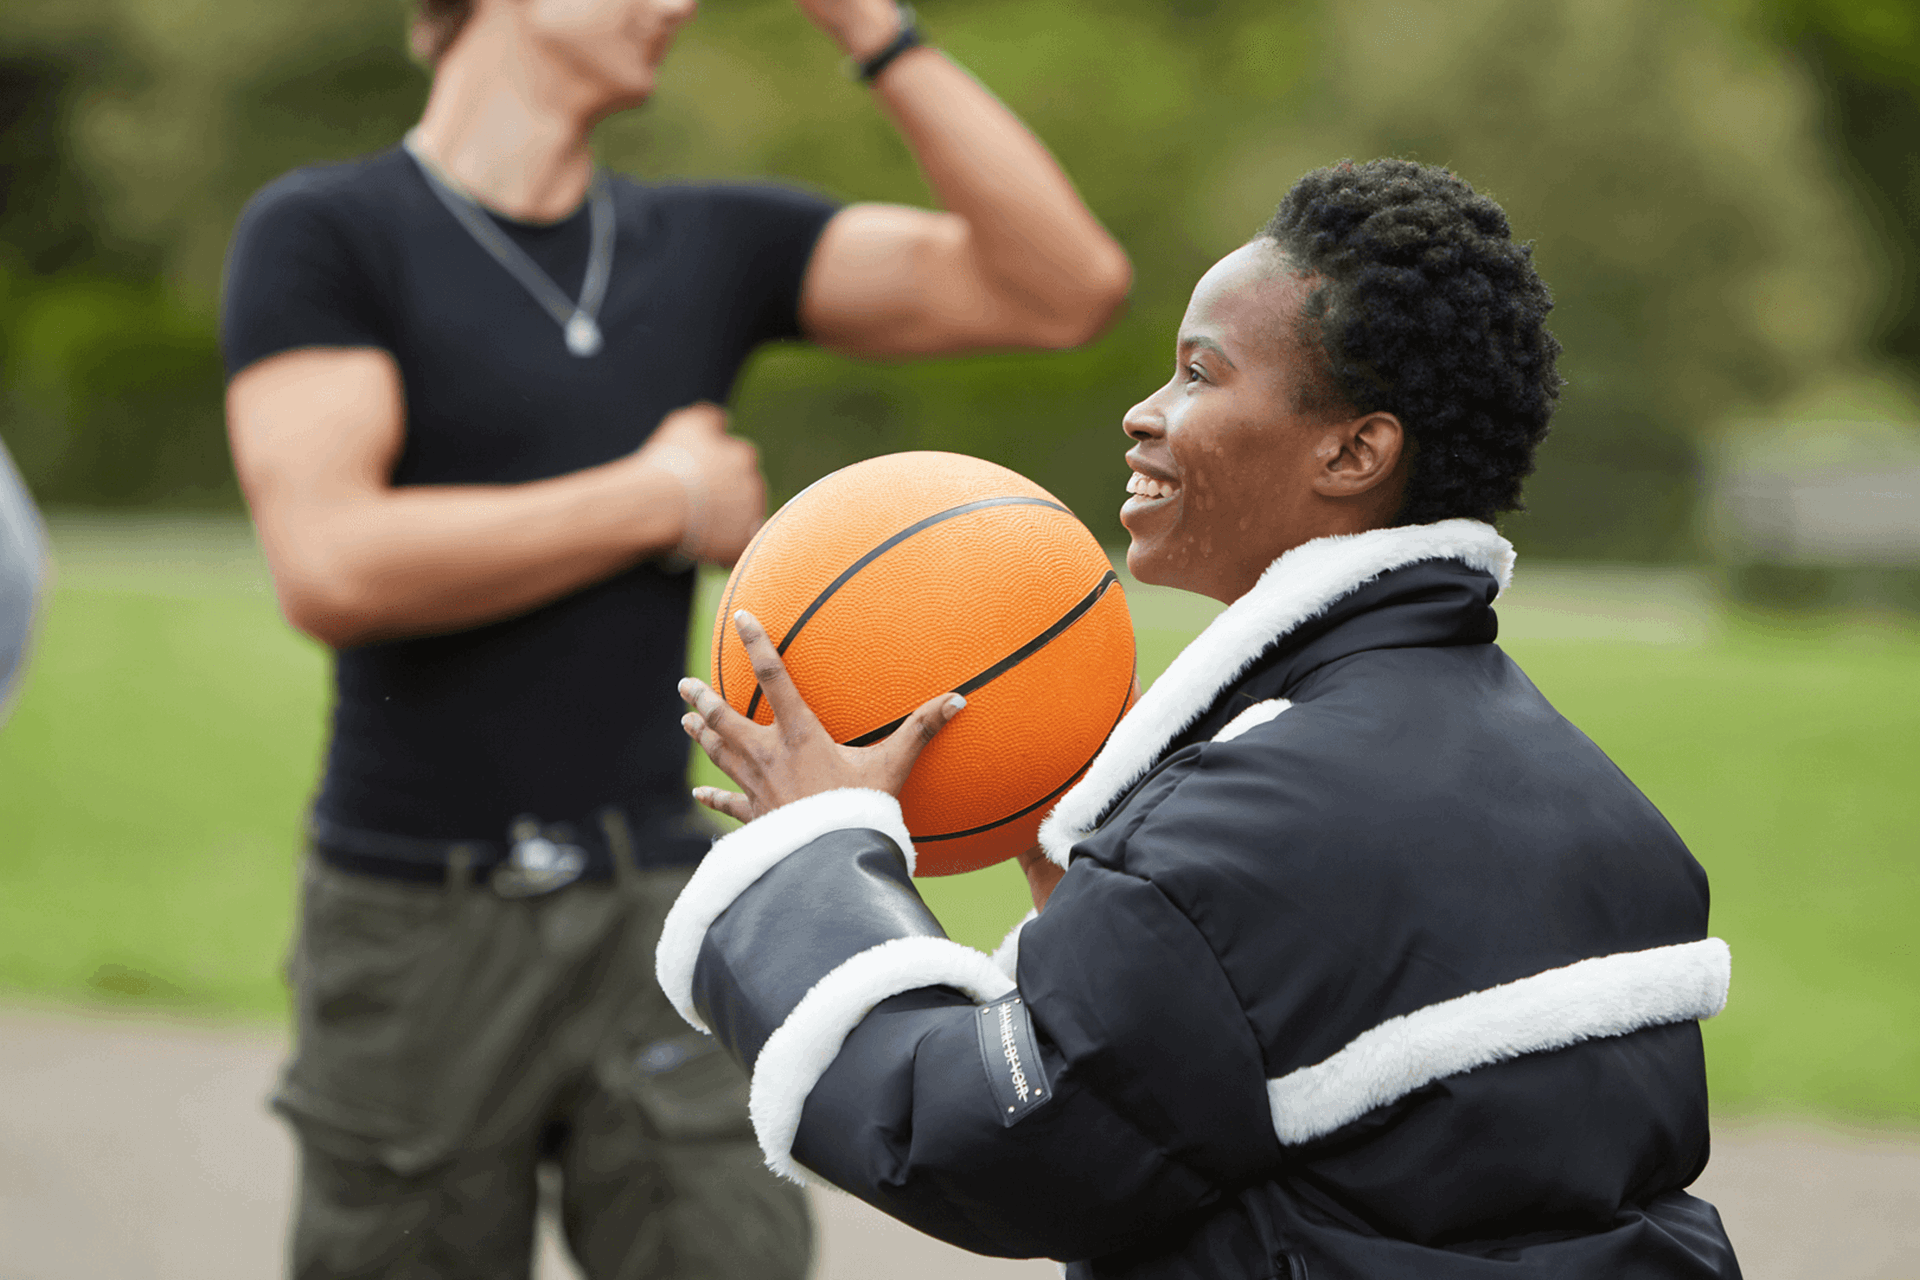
[0,0,1916,558]
[2,0,1916,1125]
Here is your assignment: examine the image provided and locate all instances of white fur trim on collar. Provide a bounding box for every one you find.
[655,788,913,1033]
[1267,938,1731,1145]
[1212,698,1292,744]
[748,935,1015,1182]
[1038,519,1512,866]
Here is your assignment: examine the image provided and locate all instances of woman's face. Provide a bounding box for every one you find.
[519,0,699,109]
[1121,240,1357,604]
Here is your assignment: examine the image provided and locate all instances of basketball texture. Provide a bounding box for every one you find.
[711,452,1135,876]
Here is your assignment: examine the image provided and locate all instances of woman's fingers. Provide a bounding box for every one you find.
[678,677,769,782]
[733,611,825,741]
[876,691,966,785]
[692,785,756,824]
[681,710,756,792]
[684,622,965,816]
[678,677,751,737]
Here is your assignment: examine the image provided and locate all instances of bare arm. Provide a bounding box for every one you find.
[227,346,764,649]
[798,4,1133,356]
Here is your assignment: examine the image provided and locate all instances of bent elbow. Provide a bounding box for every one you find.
[276,566,380,650]
[1088,245,1135,317]
[1032,252,1134,350]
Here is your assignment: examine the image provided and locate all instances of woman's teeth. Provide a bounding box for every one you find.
[1127,472,1177,500]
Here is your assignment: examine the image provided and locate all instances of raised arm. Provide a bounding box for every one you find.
[796,2,1133,357]
[226,347,763,649]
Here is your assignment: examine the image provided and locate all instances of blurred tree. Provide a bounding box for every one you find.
[1754,0,1920,378]
[1202,0,1881,558]
[1,54,124,277]
[0,10,231,507]
[1,0,422,507]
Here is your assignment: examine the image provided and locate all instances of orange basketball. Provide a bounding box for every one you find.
[710,452,1135,876]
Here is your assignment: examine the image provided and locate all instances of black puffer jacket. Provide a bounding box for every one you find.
[656,520,1741,1278]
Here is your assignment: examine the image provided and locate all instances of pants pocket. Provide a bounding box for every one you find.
[613,1028,757,1143]
[278,860,467,1173]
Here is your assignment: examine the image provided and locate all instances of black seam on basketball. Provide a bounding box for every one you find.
[844,570,1121,747]
[743,495,1071,720]
[914,664,1133,843]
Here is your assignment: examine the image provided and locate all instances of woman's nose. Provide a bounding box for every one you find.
[1123,397,1164,442]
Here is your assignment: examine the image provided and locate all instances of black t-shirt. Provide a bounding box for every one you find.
[221,146,837,854]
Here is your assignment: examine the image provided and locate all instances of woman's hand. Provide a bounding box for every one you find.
[680,610,965,824]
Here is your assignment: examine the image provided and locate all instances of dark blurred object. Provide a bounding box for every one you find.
[0,52,132,276]
[0,433,47,720]
[1,43,232,507]
[0,5,423,511]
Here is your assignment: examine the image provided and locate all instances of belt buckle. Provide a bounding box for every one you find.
[492,817,587,898]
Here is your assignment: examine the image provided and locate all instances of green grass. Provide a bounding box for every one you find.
[1,519,1915,1125]
[1508,626,1920,1122]
[0,581,324,1014]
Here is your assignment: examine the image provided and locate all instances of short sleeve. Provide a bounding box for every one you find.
[220,173,394,378]
[695,182,840,345]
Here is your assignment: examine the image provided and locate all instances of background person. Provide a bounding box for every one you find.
[218,0,1130,1274]
[666,159,1741,1278]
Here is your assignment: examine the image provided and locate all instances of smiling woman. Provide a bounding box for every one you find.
[1118,246,1408,604]
[666,159,1742,1277]
[1120,160,1561,605]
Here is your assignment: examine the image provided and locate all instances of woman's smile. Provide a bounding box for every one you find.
[1121,464,1180,519]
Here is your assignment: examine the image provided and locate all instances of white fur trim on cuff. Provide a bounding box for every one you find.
[1212,698,1292,744]
[655,788,914,1032]
[990,908,1039,981]
[1265,937,1732,1145]
[1039,519,1513,867]
[748,936,1016,1183]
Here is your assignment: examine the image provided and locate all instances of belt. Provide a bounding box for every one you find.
[309,808,662,897]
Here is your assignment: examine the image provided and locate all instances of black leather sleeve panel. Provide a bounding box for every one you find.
[692,827,945,1068]
[789,861,1280,1262]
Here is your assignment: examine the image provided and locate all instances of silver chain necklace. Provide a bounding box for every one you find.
[403,129,614,357]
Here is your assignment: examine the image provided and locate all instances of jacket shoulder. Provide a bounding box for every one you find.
[1087,642,1710,1058]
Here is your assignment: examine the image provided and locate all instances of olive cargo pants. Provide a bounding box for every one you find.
[275,846,811,1280]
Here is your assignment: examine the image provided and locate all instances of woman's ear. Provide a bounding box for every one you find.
[1314,411,1405,500]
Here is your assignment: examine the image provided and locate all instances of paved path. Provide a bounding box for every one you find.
[1,1006,1914,1279]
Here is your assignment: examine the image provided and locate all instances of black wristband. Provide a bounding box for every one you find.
[850,5,923,84]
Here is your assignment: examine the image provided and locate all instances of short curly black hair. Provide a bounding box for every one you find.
[1260,159,1562,526]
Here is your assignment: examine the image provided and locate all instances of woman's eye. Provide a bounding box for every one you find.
[1184,363,1206,383]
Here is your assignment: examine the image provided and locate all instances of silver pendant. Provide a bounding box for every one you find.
[565,311,603,357]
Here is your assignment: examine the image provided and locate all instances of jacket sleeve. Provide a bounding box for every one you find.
[655,788,1279,1261]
